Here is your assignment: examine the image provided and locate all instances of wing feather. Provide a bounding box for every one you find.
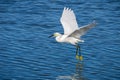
[60,7,78,35]
[69,21,97,39]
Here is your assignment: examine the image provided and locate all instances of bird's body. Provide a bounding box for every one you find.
[49,7,97,60]
[55,33,83,45]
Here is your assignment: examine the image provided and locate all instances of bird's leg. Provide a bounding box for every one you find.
[75,45,79,56]
[78,45,81,56]
[76,44,80,60]
[76,44,83,61]
[78,45,83,61]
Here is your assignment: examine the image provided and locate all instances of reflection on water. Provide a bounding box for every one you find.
[74,61,85,80]
[56,61,86,80]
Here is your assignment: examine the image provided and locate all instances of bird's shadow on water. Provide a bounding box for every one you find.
[56,61,87,80]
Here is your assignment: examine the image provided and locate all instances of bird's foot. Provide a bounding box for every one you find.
[76,55,83,61]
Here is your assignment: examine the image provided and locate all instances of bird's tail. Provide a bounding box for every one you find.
[78,39,84,43]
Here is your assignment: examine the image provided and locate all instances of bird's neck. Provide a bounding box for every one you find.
[55,36,62,42]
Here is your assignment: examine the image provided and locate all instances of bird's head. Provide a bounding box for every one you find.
[49,32,61,38]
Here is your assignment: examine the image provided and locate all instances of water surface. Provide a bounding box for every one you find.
[0,0,120,80]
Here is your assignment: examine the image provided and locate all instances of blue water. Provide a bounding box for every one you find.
[0,0,120,80]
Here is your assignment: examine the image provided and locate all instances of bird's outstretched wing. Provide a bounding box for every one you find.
[69,21,97,39]
[60,7,78,35]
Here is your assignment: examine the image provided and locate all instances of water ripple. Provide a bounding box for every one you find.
[0,0,120,80]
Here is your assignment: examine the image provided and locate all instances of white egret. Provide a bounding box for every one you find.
[49,7,96,60]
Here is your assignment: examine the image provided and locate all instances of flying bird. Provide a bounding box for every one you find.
[49,7,96,60]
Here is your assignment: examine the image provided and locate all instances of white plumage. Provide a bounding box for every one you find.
[60,7,79,35]
[51,7,96,45]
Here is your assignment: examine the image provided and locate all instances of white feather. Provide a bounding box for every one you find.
[60,7,79,35]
